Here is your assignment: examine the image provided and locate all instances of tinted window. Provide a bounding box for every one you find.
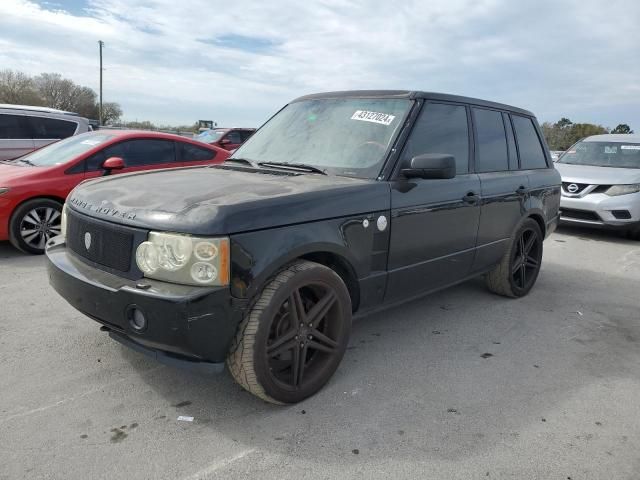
[473,108,508,172]
[512,116,547,169]
[503,113,519,170]
[103,139,176,167]
[0,114,29,138]
[240,130,254,142]
[178,142,215,161]
[403,103,469,174]
[86,150,106,171]
[225,131,242,144]
[27,116,77,139]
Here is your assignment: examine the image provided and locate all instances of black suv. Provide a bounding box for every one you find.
[47,91,561,404]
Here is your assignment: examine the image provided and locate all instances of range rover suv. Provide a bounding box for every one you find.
[46,91,561,404]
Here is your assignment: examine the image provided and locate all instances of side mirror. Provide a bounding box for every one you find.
[102,156,125,170]
[401,153,456,179]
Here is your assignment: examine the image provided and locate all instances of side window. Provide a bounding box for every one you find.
[0,114,29,138]
[86,150,107,171]
[472,108,508,173]
[402,102,469,175]
[503,113,519,170]
[225,131,242,144]
[103,139,176,167]
[27,116,77,139]
[240,130,254,142]
[178,142,215,161]
[512,115,548,169]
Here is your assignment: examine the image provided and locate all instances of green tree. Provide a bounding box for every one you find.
[611,124,634,134]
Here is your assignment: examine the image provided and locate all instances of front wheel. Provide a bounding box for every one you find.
[9,198,63,254]
[486,218,544,298]
[227,260,352,404]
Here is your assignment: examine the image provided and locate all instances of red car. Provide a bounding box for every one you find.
[0,130,229,254]
[195,128,255,151]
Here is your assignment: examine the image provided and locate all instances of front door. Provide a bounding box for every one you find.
[385,102,481,303]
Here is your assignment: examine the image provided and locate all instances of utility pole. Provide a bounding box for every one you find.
[98,40,104,126]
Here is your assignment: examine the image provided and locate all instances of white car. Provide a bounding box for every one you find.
[555,134,640,239]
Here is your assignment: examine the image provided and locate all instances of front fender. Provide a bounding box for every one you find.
[229,211,389,300]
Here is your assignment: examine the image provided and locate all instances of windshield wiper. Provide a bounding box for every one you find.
[224,157,256,167]
[258,162,327,175]
[17,158,35,166]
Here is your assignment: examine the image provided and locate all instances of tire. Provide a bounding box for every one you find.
[227,260,352,404]
[9,198,63,255]
[486,218,544,298]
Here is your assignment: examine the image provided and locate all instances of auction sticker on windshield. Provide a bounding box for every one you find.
[351,110,396,126]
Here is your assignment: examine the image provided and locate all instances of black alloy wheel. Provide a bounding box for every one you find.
[227,261,352,404]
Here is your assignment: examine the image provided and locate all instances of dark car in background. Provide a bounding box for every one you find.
[195,127,255,151]
[0,130,229,254]
[0,104,92,160]
[47,90,560,404]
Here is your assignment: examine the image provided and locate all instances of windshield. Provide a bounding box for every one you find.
[196,129,226,143]
[13,133,115,166]
[231,98,412,178]
[558,141,640,169]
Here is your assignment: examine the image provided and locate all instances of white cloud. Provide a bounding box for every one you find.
[0,0,638,129]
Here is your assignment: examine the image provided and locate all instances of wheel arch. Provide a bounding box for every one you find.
[9,195,65,220]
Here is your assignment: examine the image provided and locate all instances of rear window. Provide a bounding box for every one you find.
[27,116,78,139]
[473,108,508,172]
[0,114,29,138]
[512,115,548,169]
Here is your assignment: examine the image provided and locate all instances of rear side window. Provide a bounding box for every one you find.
[225,131,242,144]
[473,108,508,172]
[512,116,548,169]
[403,102,469,175]
[27,116,78,139]
[178,142,215,161]
[102,139,176,167]
[240,130,254,142]
[0,114,29,138]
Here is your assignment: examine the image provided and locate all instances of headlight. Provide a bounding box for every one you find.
[0,187,9,195]
[60,203,68,238]
[605,184,640,196]
[135,232,230,286]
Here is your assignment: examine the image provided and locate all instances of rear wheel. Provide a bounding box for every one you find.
[227,260,352,404]
[9,198,63,254]
[486,218,543,298]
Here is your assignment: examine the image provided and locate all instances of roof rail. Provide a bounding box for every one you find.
[0,104,82,116]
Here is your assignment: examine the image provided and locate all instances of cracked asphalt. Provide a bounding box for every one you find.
[1,226,639,479]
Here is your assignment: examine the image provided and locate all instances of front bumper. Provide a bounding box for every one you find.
[559,191,640,229]
[46,237,245,369]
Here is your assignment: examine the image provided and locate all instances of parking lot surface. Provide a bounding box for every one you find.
[1,227,639,480]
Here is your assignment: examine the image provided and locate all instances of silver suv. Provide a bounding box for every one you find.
[555,134,640,239]
[0,104,91,161]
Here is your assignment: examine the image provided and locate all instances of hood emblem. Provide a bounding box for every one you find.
[567,183,579,194]
[84,232,92,250]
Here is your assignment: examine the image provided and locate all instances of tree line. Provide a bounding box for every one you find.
[541,118,633,151]
[0,69,122,124]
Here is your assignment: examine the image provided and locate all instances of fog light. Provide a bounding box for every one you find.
[126,306,147,332]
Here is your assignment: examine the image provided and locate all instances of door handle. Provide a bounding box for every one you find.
[516,186,529,195]
[462,192,479,204]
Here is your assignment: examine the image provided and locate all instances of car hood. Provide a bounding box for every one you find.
[0,163,45,184]
[555,163,640,184]
[67,165,390,235]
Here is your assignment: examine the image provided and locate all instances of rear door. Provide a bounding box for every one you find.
[385,101,481,303]
[471,108,530,272]
[0,113,34,160]
[27,115,79,150]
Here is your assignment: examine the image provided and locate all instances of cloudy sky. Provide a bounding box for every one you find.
[1,0,638,129]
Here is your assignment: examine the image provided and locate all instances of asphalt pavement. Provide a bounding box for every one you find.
[1,226,639,479]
